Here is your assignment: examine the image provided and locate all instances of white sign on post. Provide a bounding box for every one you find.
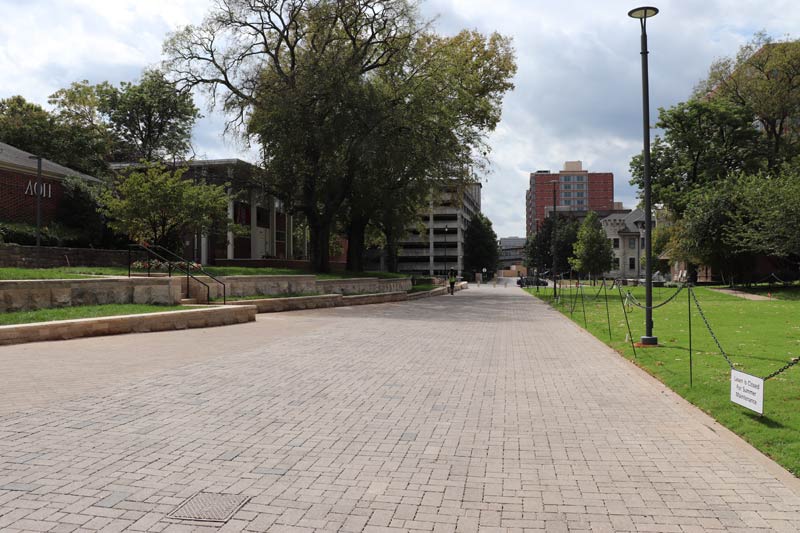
[731,369,764,415]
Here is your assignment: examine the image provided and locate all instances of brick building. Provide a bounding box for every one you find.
[525,161,614,235]
[0,141,100,225]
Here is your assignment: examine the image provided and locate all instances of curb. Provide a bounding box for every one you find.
[0,305,257,346]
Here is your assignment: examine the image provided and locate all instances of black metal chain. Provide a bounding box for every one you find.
[626,285,685,310]
[763,357,800,381]
[689,287,735,370]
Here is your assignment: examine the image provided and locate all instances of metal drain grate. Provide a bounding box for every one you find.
[167,492,250,523]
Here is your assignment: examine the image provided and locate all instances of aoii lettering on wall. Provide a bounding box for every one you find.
[24,180,53,198]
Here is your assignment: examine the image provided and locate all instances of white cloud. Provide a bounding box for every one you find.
[1,0,799,236]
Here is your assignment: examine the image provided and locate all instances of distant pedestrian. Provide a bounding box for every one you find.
[448,269,457,295]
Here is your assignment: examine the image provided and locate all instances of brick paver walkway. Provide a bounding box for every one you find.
[1,287,799,532]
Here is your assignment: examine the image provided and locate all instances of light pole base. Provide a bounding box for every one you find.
[639,335,659,346]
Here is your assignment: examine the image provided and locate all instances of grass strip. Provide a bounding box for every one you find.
[0,304,191,326]
[526,284,800,477]
[1,266,410,281]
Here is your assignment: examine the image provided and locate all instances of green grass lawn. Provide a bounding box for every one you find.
[0,267,95,280]
[0,304,190,326]
[734,283,800,301]
[409,283,438,293]
[526,284,800,476]
[1,266,410,281]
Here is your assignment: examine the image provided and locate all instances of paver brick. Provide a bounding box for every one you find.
[0,287,798,531]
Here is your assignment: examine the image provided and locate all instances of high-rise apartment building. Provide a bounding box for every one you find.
[525,161,614,235]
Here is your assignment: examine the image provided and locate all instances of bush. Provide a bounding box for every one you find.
[0,222,88,247]
[131,259,202,272]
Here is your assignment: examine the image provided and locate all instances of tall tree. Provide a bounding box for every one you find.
[164,0,515,272]
[697,32,800,169]
[463,212,499,276]
[100,70,199,161]
[569,211,614,280]
[629,99,764,216]
[100,163,230,249]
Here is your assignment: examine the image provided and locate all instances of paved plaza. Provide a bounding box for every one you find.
[1,287,799,532]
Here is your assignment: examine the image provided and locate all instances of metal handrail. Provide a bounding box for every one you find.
[127,244,225,304]
[146,244,227,304]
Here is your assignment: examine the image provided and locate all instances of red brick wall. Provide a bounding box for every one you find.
[0,169,64,225]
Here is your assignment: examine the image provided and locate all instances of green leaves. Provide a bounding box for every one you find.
[463,213,499,274]
[100,163,229,248]
[570,211,614,277]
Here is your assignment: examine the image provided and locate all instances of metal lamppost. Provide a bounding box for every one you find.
[28,155,43,247]
[550,179,558,300]
[629,5,658,345]
[444,224,448,275]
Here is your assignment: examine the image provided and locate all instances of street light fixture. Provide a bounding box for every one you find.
[549,179,558,300]
[629,5,658,346]
[28,155,43,247]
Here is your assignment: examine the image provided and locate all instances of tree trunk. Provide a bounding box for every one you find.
[308,220,331,273]
[346,217,368,272]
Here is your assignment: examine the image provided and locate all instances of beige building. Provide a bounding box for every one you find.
[396,182,482,276]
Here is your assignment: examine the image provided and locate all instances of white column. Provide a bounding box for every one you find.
[201,235,209,265]
[226,199,235,260]
[270,196,277,256]
[249,190,258,259]
[286,213,294,260]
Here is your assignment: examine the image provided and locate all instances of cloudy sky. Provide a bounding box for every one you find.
[1,0,797,237]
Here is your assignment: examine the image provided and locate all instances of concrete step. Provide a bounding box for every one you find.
[180,298,199,305]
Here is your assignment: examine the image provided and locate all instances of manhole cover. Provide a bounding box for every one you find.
[167,492,250,523]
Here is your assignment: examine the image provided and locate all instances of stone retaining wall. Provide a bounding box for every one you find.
[0,305,256,346]
[0,277,182,313]
[186,275,411,302]
[341,291,408,306]
[228,294,342,313]
[185,275,316,302]
[315,277,412,295]
[0,243,129,268]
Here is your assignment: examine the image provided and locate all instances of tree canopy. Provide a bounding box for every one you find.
[463,212,499,275]
[163,0,516,272]
[570,211,614,278]
[100,163,230,249]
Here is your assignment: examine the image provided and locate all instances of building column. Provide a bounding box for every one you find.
[428,198,434,276]
[249,190,258,259]
[286,213,293,260]
[270,196,277,256]
[226,199,235,260]
[201,235,209,265]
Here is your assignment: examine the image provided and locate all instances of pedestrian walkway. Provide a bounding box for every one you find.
[0,287,798,532]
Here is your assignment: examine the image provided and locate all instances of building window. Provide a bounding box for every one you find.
[576,200,585,206]
[628,238,636,249]
[574,183,585,190]
[613,238,619,249]
[562,183,572,190]
[574,175,585,181]
[614,257,620,269]
[562,175,572,182]
[562,191,572,198]
[563,200,572,206]
[641,237,645,248]
[576,192,585,198]
[629,257,636,270]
